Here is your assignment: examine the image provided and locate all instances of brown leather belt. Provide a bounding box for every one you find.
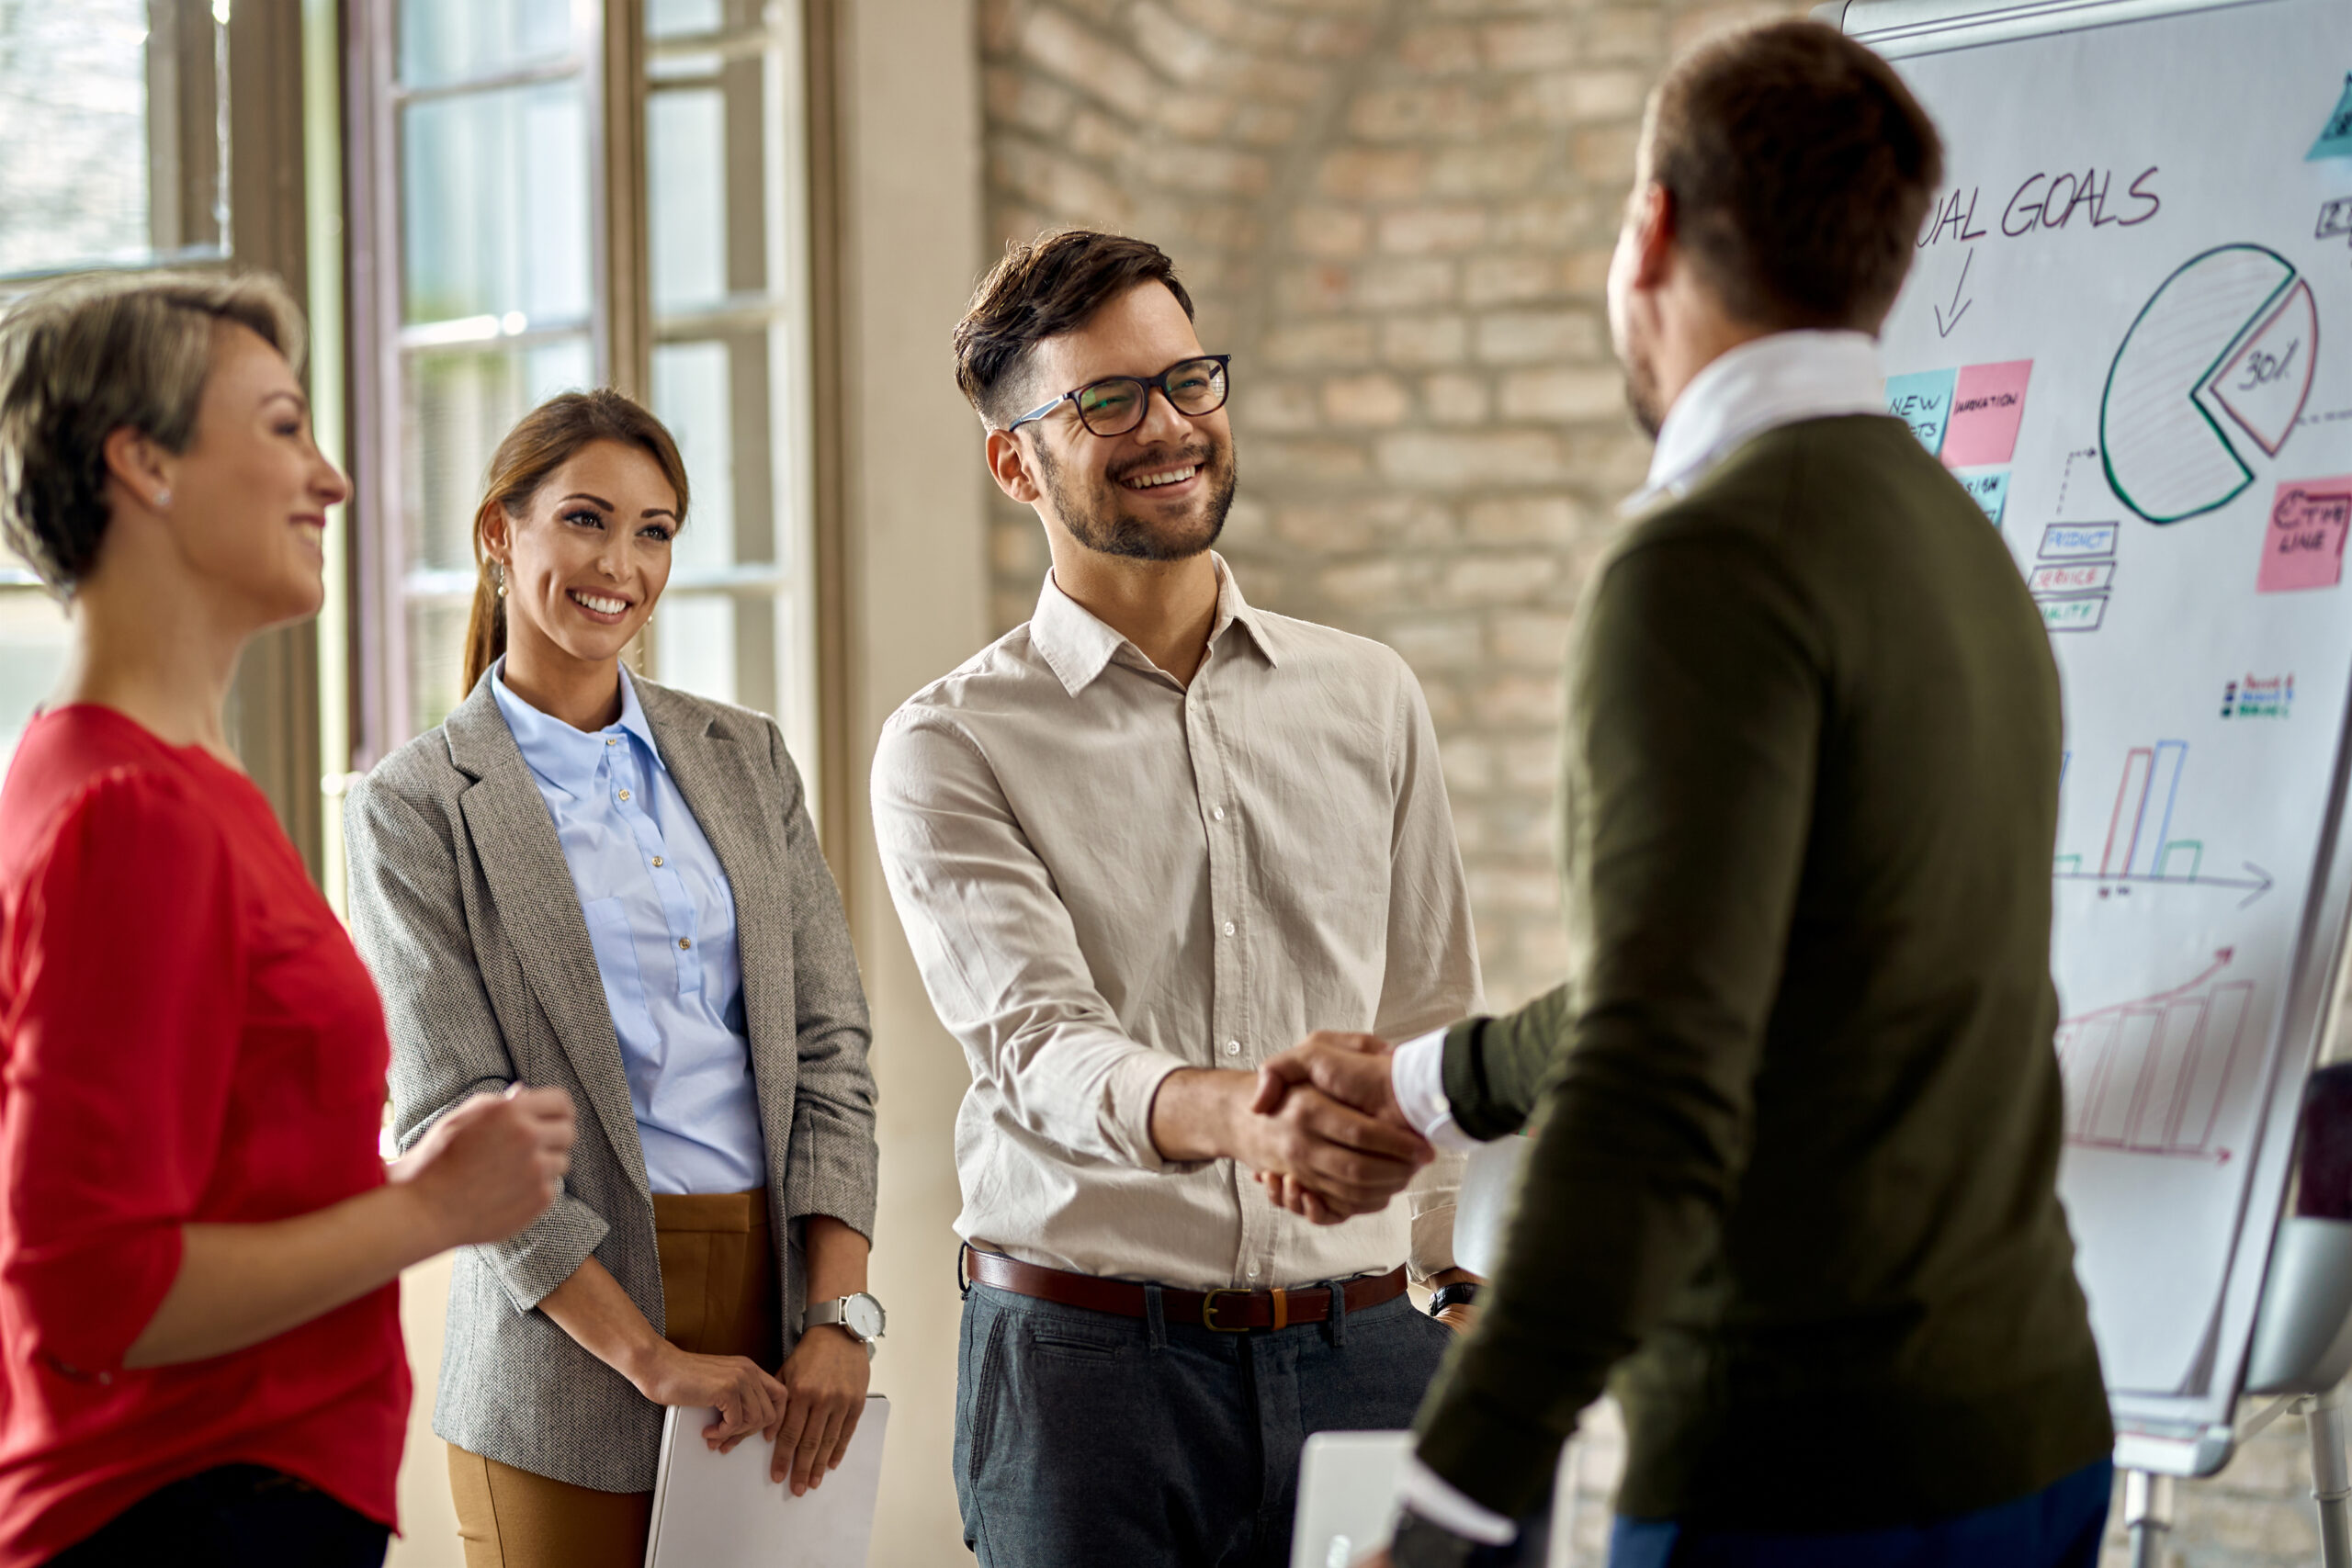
[961,1247,1408,1333]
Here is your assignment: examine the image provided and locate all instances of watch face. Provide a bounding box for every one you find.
[842,1293,886,1341]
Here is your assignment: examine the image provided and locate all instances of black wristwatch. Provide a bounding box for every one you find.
[1428,1281,1480,1316]
[1389,1507,1481,1568]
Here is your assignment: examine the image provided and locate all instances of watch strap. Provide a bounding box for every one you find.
[1429,1281,1480,1315]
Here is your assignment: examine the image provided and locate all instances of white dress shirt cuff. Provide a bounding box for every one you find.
[1110,1048,1204,1172]
[1393,1026,1483,1154]
[1396,1454,1518,1546]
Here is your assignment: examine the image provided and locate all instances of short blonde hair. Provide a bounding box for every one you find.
[0,270,307,592]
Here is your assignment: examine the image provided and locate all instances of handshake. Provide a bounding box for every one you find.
[1241,1032,1428,1227]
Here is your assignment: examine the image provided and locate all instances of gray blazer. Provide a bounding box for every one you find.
[344,673,879,1492]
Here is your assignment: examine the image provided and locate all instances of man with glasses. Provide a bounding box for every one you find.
[871,229,1485,1566]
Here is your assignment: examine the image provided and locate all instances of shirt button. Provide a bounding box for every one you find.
[650,855,664,868]
[1222,921,1236,936]
[605,737,617,747]
[1212,807,1226,821]
[679,937,692,951]
[1246,1264,1261,1278]
[617,788,632,802]
[1225,1040,1241,1056]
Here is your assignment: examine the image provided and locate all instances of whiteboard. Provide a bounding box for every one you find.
[1846,0,2352,1470]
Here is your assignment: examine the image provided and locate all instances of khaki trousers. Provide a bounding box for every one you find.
[447,1190,781,1568]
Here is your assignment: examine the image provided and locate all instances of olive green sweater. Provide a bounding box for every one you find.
[1415,415,2112,1528]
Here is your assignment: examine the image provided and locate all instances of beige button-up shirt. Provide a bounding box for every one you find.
[872,558,1482,1291]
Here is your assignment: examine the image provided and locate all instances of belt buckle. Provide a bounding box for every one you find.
[1201,1287,1251,1332]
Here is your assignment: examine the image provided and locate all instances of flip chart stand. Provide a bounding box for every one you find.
[2201,1384,2352,1568]
[2121,1469,2175,1568]
[2127,1212,2352,1566]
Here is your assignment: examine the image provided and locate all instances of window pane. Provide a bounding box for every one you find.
[646,0,727,40]
[401,83,590,325]
[0,590,71,774]
[406,599,471,739]
[0,0,224,276]
[651,341,735,570]
[402,337,594,575]
[653,592,735,705]
[399,0,575,90]
[648,88,729,313]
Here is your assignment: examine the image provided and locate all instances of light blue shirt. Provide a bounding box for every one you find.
[492,661,767,1195]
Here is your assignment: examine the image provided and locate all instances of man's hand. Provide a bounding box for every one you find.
[1427,1269,1481,1334]
[1248,1032,1417,1224]
[1250,1032,1408,1123]
[1150,1067,1432,1219]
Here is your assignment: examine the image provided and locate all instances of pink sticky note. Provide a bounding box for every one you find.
[2259,478,2352,593]
[1941,360,2032,468]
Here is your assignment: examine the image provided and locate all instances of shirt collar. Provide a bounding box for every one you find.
[1028,551,1278,697]
[490,659,665,800]
[1625,330,1888,513]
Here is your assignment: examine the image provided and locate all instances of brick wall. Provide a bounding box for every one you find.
[971,0,2326,1560]
[978,0,1773,1010]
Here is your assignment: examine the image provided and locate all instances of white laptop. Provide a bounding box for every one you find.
[644,1394,889,1568]
[1290,1429,1413,1568]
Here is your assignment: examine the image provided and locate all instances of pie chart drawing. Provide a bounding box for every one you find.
[2101,244,2318,525]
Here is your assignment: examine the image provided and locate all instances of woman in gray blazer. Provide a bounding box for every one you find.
[344,390,882,1568]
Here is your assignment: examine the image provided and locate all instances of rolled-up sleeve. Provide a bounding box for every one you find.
[870,711,1193,1172]
[344,775,609,1313]
[766,720,878,1238]
[0,776,238,1373]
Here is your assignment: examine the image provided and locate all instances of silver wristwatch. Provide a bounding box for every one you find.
[804,1291,887,1359]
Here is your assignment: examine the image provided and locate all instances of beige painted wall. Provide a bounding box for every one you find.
[832,0,991,1559]
[390,6,988,1565]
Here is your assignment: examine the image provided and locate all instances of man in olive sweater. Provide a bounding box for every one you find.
[1257,20,2114,1568]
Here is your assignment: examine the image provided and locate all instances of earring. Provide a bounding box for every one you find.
[153,489,170,508]
[492,561,508,600]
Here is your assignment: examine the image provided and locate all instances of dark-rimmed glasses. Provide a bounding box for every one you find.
[1004,355,1231,439]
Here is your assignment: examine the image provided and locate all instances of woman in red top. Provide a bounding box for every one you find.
[0,273,578,1567]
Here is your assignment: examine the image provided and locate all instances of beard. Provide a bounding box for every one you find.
[1623,349,1665,439]
[1037,439,1238,562]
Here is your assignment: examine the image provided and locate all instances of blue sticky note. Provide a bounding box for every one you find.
[2313,73,2352,160]
[1956,468,2010,527]
[1886,368,1959,457]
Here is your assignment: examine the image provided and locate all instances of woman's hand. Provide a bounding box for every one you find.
[770,1326,871,1494]
[390,1085,576,1248]
[627,1340,791,1454]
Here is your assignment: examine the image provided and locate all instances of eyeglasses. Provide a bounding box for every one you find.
[1004,355,1231,439]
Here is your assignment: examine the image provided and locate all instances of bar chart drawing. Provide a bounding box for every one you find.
[2055,740,2274,906]
[2057,950,2256,1161]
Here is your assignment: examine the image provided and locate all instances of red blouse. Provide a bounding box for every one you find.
[0,707,408,1565]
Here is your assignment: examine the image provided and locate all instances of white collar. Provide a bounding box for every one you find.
[1626,330,1888,513]
[1028,551,1278,696]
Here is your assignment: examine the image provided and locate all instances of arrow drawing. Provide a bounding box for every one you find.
[2065,948,2235,1022]
[2057,948,2255,1163]
[2054,862,2274,908]
[1933,248,1974,338]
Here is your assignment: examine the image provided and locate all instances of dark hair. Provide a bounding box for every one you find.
[953,230,1196,427]
[461,389,690,694]
[0,271,306,593]
[1647,20,1942,332]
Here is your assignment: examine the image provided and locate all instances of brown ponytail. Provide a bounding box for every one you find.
[460,388,691,695]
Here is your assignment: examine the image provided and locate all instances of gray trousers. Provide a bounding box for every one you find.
[954,1280,1454,1568]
